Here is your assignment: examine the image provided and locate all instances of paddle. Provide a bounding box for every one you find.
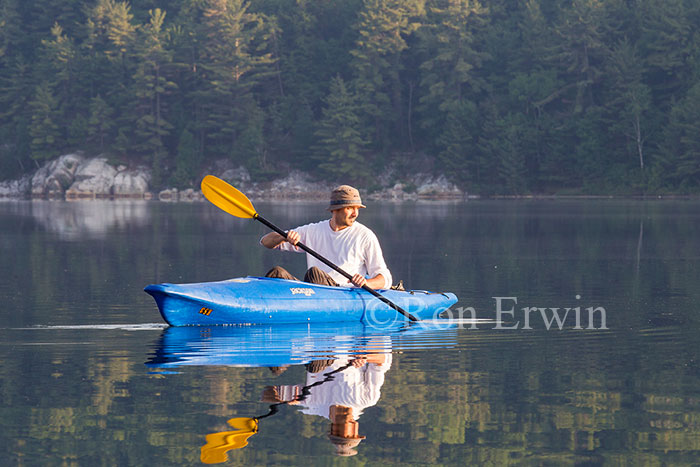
[200,175,419,322]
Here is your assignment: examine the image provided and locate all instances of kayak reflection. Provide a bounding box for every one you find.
[146,319,456,369]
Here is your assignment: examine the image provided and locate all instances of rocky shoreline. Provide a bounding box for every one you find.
[0,153,466,201]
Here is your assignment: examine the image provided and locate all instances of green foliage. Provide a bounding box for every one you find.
[87,95,114,151]
[660,82,700,189]
[314,75,369,184]
[172,128,199,187]
[2,0,700,193]
[351,0,425,153]
[28,82,61,161]
[436,100,479,184]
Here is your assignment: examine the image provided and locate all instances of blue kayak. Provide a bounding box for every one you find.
[144,276,458,326]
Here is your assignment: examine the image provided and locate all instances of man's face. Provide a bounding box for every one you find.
[332,206,360,228]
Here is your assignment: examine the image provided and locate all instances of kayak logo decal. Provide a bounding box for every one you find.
[199,307,213,316]
[290,287,315,296]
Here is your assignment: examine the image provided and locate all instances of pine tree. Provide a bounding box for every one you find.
[638,0,693,109]
[132,9,177,174]
[197,0,276,164]
[418,0,489,131]
[350,0,425,153]
[661,82,700,189]
[172,128,200,187]
[314,76,369,183]
[436,100,479,185]
[83,0,139,152]
[40,23,83,146]
[606,39,651,171]
[0,0,22,61]
[551,0,608,114]
[87,95,114,152]
[28,82,61,161]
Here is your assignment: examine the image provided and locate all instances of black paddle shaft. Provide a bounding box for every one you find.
[254,214,419,322]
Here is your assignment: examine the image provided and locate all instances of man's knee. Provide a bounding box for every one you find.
[265,266,297,280]
[304,267,338,286]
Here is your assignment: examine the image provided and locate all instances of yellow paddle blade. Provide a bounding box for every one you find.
[228,417,259,430]
[200,417,259,464]
[201,175,257,219]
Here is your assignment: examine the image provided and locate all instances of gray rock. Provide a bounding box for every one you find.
[113,168,151,197]
[178,188,202,201]
[66,157,117,198]
[369,174,463,200]
[260,171,331,198]
[0,174,32,198]
[158,188,178,201]
[31,153,84,197]
[220,165,251,186]
[415,174,463,198]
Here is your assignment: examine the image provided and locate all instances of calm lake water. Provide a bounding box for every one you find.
[2,199,700,465]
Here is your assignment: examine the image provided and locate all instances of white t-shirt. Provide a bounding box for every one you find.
[274,220,392,289]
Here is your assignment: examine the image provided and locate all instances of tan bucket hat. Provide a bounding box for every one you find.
[327,185,366,211]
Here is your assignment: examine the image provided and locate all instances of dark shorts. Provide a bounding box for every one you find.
[264,266,340,287]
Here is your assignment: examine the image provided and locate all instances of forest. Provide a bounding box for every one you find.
[0,0,699,194]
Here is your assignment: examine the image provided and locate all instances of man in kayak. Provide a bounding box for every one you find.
[260,185,392,289]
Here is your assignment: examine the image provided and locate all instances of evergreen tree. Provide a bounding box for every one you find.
[83,0,138,151]
[87,95,114,152]
[132,8,177,182]
[350,0,425,153]
[551,0,608,114]
[436,100,479,186]
[197,0,276,165]
[638,0,693,109]
[28,82,61,161]
[314,75,369,183]
[40,23,83,146]
[660,82,700,189]
[172,128,199,187]
[0,0,22,61]
[418,0,489,134]
[606,39,651,171]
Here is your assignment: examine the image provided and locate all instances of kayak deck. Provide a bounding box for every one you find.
[144,276,458,326]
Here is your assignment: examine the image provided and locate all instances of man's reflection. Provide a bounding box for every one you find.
[265,352,391,456]
[202,349,391,462]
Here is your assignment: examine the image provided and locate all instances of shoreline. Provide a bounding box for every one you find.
[1,154,698,202]
[3,192,700,202]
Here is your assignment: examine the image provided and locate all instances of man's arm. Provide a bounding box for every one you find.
[361,230,393,289]
[260,230,300,249]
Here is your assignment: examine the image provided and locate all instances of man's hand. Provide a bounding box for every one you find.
[351,356,368,367]
[350,274,386,289]
[350,273,367,288]
[286,230,300,245]
[261,230,300,249]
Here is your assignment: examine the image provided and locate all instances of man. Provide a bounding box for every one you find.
[260,185,392,289]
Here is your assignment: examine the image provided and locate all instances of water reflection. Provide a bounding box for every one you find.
[6,199,151,239]
[148,322,455,463]
[201,350,391,463]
